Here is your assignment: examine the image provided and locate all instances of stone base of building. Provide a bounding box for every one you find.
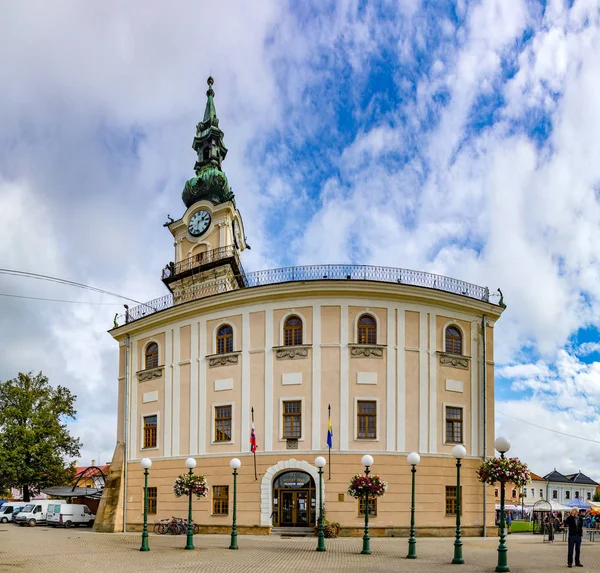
[123,524,485,537]
[338,525,484,537]
[125,524,271,535]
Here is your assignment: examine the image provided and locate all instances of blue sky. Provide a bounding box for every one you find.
[1,0,600,478]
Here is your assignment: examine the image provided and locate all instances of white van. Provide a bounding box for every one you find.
[0,502,27,523]
[15,500,65,527]
[47,504,95,528]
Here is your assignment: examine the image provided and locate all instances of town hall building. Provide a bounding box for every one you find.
[95,78,505,536]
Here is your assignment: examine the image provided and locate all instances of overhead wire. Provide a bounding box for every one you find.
[497,410,600,445]
[0,268,143,305]
[0,293,122,305]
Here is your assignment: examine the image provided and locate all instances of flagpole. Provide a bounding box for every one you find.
[328,404,331,480]
[252,407,257,481]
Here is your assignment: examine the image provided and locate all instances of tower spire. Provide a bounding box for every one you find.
[203,76,218,125]
[181,77,234,209]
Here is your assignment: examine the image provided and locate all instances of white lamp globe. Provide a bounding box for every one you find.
[140,458,152,470]
[452,445,467,459]
[185,457,197,469]
[230,458,241,470]
[361,454,374,468]
[407,452,421,466]
[315,456,327,468]
[494,436,511,454]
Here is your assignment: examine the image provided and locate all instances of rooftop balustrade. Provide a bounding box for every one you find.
[118,263,492,325]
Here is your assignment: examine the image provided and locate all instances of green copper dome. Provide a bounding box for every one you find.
[182,164,234,208]
[182,77,235,208]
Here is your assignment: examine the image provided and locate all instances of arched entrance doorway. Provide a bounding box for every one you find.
[272,470,316,527]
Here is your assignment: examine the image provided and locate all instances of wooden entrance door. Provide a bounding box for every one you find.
[279,490,310,526]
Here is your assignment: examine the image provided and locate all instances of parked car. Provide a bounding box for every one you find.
[10,506,26,523]
[47,504,95,528]
[0,502,27,523]
[15,500,66,527]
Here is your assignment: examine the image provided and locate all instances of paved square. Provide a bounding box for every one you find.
[0,526,599,572]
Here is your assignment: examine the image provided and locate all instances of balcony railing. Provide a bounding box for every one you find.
[118,264,491,325]
[162,245,246,286]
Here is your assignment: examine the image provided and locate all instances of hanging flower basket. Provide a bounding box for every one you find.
[347,473,388,499]
[476,457,530,487]
[173,473,208,498]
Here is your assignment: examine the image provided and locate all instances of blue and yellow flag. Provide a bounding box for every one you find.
[327,415,333,449]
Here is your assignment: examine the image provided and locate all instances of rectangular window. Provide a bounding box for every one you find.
[445,406,463,444]
[566,491,571,500]
[214,405,232,442]
[357,400,377,439]
[495,488,499,498]
[553,490,558,499]
[358,497,377,516]
[522,490,527,497]
[511,489,517,498]
[587,492,591,500]
[575,491,579,499]
[143,415,157,449]
[531,488,535,497]
[147,487,157,514]
[213,486,229,515]
[445,486,462,515]
[540,489,543,499]
[283,401,301,438]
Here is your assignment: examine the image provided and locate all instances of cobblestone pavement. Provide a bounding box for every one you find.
[0,526,599,572]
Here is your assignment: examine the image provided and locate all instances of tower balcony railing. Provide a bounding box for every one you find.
[162,245,247,286]
[118,264,491,325]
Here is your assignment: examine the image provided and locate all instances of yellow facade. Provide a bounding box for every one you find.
[97,79,504,536]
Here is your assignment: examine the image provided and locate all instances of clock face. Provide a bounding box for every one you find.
[188,210,211,236]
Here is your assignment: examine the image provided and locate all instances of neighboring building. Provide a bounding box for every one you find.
[95,78,505,536]
[522,471,547,504]
[494,482,524,507]
[535,470,598,505]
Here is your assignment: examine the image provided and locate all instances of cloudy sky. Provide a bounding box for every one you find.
[1,0,600,481]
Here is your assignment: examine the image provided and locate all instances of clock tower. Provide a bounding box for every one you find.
[162,77,248,302]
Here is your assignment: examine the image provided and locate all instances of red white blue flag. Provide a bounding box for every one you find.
[250,422,257,453]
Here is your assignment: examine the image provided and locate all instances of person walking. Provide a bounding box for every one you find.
[565,508,584,568]
[506,511,512,534]
[544,514,554,542]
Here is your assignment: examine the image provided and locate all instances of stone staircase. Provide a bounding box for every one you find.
[271,527,315,537]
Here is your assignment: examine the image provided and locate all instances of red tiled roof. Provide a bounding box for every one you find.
[529,472,544,481]
[75,464,110,475]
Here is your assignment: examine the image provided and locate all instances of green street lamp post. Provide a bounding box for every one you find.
[315,456,327,552]
[229,458,241,550]
[406,452,421,559]
[361,454,374,555]
[494,437,511,573]
[184,457,197,551]
[140,458,152,552]
[452,445,466,565]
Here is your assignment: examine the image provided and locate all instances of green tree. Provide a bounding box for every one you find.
[0,372,82,501]
[593,491,600,503]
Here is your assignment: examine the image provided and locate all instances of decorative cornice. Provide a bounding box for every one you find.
[348,344,385,359]
[438,352,470,370]
[207,351,240,368]
[274,345,311,360]
[137,366,164,382]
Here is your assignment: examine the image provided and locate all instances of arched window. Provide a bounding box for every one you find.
[145,342,158,369]
[217,325,233,354]
[445,326,462,355]
[357,314,377,345]
[283,316,303,346]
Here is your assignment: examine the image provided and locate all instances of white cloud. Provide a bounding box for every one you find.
[2,0,600,482]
